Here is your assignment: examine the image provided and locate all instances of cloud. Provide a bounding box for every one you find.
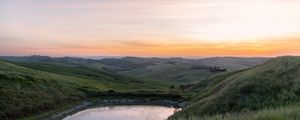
[1,0,300,56]
[117,40,162,47]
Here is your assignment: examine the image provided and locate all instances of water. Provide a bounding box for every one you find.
[63,105,179,120]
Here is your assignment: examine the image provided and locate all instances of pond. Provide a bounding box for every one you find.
[63,105,179,120]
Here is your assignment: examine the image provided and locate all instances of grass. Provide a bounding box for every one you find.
[0,56,268,84]
[0,61,85,119]
[171,103,300,120]
[0,60,173,119]
[0,56,279,119]
[12,62,169,91]
[170,56,300,119]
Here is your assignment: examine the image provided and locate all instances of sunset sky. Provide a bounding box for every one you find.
[1,0,300,57]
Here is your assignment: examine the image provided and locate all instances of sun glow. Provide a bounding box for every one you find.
[176,0,300,41]
[1,0,300,56]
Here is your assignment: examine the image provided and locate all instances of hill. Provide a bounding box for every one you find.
[0,56,269,84]
[195,57,270,70]
[90,57,269,83]
[0,60,167,119]
[172,103,300,120]
[170,56,300,119]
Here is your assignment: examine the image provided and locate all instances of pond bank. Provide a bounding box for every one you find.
[47,98,187,120]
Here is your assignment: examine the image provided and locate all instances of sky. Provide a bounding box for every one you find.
[1,0,300,57]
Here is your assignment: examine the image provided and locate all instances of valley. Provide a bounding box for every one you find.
[2,56,300,120]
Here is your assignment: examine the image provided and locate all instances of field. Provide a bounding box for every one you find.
[170,56,300,120]
[171,103,300,120]
[2,56,293,120]
[0,56,269,84]
[0,60,170,119]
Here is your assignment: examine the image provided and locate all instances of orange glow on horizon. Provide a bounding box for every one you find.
[1,0,300,57]
[2,38,299,57]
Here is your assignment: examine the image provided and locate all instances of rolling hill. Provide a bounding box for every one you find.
[0,55,271,119]
[0,60,167,119]
[169,56,300,120]
[88,57,269,84]
[194,57,270,70]
[0,56,270,84]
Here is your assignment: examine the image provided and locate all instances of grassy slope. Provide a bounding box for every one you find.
[197,57,270,71]
[170,56,300,119]
[0,56,169,89]
[110,57,269,84]
[0,56,269,84]
[87,58,212,84]
[0,60,167,119]
[172,104,300,120]
[12,62,168,90]
[119,63,216,84]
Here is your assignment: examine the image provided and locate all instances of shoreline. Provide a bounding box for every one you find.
[47,98,187,120]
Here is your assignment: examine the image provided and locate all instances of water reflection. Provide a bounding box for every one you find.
[63,105,178,120]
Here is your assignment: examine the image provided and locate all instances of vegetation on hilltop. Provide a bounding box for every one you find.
[0,56,272,119]
[0,56,269,84]
[170,56,300,120]
[171,103,300,120]
[0,60,170,119]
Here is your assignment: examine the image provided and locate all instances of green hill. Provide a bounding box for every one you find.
[0,56,271,119]
[170,56,300,120]
[0,60,167,119]
[195,57,270,70]
[0,56,269,84]
[102,57,269,84]
[172,103,300,120]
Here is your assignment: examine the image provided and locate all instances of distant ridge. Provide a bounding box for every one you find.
[0,56,270,83]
